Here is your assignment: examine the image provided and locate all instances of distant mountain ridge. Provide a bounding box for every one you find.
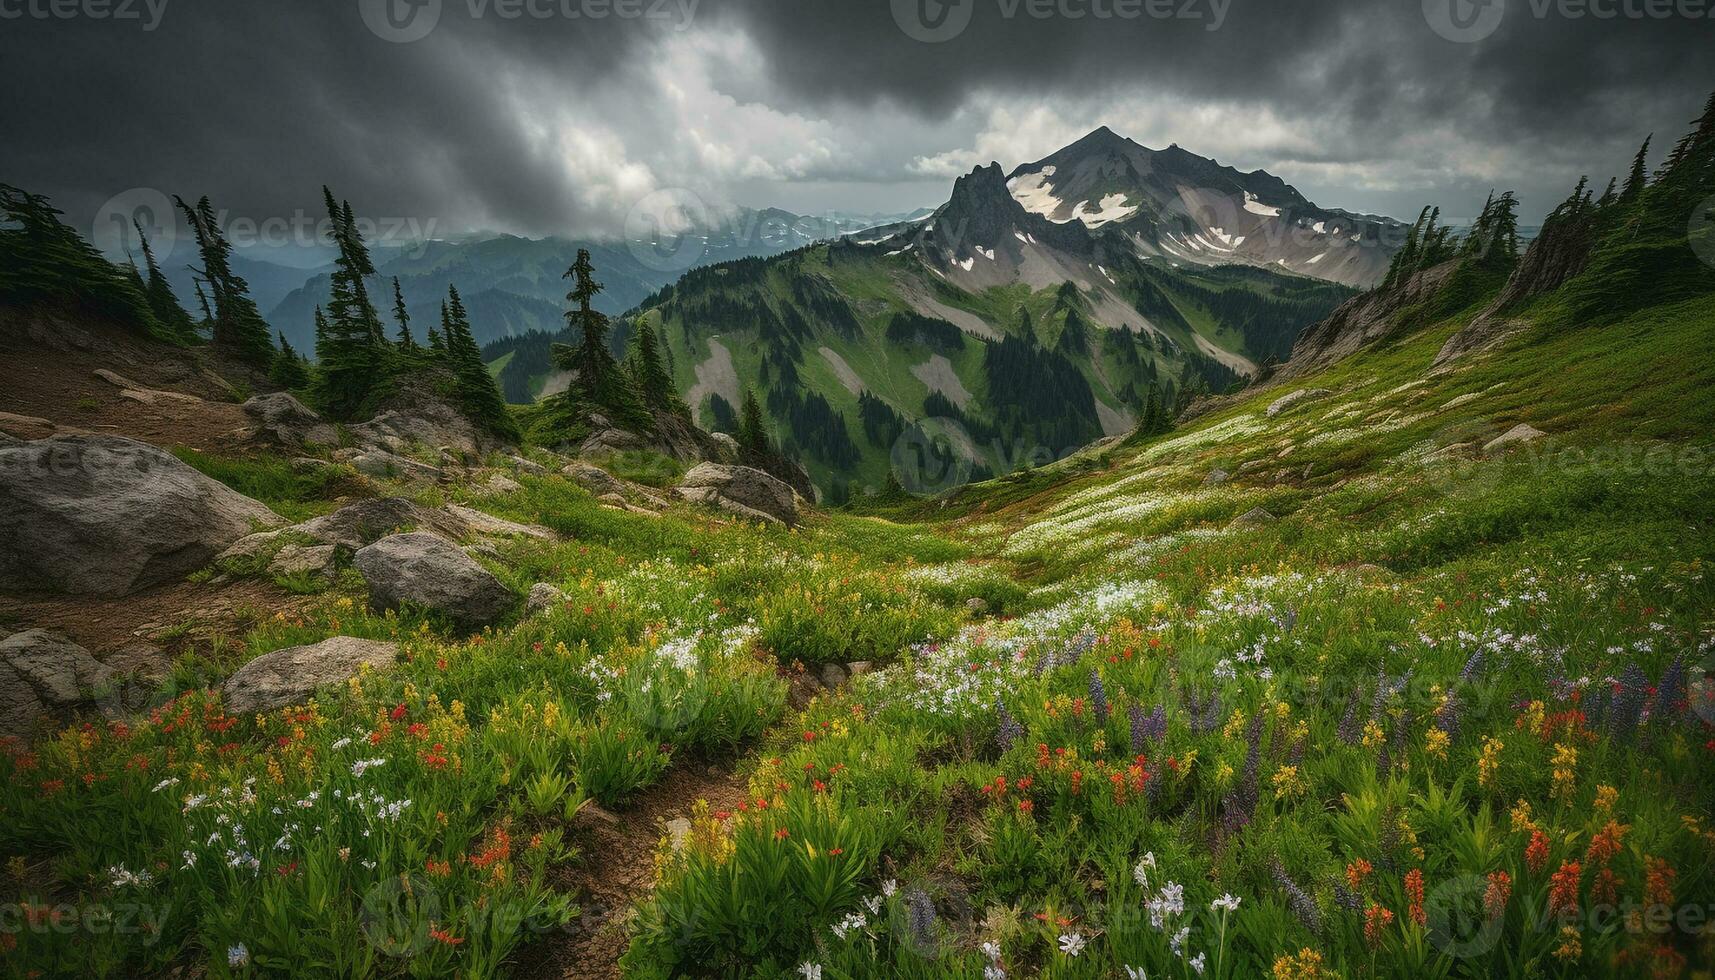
[996,127,1405,288]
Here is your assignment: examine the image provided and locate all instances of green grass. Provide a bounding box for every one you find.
[6,289,1715,978]
[172,448,357,522]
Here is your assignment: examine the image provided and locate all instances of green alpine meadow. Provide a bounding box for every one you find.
[2,5,1713,979]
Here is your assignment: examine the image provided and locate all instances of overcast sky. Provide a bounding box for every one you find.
[2,0,1710,256]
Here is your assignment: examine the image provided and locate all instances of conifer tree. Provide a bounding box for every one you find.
[313,187,386,418]
[442,285,518,440]
[174,195,273,365]
[551,248,648,429]
[391,276,417,351]
[133,219,195,341]
[270,331,310,389]
[625,316,686,415]
[0,184,156,330]
[1619,136,1652,205]
[428,300,447,355]
[738,385,770,455]
[192,280,215,336]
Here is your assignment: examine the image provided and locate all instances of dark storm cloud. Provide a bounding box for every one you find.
[0,0,1708,242]
[0,0,674,242]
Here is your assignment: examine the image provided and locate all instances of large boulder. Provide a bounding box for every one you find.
[1266,389,1333,418]
[353,532,516,627]
[563,462,626,498]
[442,504,555,541]
[222,636,399,715]
[674,463,801,527]
[349,387,498,456]
[0,436,281,596]
[243,393,339,449]
[346,448,443,484]
[1483,423,1546,455]
[0,630,114,739]
[295,497,469,551]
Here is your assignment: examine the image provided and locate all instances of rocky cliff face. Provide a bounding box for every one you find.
[1276,259,1459,381]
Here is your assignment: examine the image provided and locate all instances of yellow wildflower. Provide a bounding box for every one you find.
[1594,785,1618,813]
[1478,737,1503,789]
[1425,728,1450,760]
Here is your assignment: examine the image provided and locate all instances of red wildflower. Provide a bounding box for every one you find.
[1484,871,1511,920]
[1364,903,1395,947]
[390,703,408,722]
[1643,856,1676,908]
[1405,869,1426,926]
[1548,861,1582,916]
[1526,830,1551,875]
[1346,858,1373,893]
[774,828,790,840]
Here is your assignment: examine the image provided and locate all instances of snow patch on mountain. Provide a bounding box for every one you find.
[1242,192,1281,217]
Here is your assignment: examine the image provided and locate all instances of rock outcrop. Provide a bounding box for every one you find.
[0,630,115,739]
[295,497,469,551]
[242,393,339,449]
[0,435,281,596]
[674,463,802,527]
[353,532,516,627]
[222,636,399,715]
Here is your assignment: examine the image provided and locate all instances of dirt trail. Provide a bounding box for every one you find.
[514,761,751,979]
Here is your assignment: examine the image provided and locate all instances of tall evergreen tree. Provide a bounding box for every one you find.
[625,316,686,415]
[738,385,770,455]
[270,331,310,389]
[442,285,518,440]
[551,248,648,428]
[313,187,387,418]
[391,276,417,351]
[174,195,273,365]
[133,219,195,341]
[1620,136,1652,205]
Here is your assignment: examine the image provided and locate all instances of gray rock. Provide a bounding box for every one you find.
[965,597,988,614]
[1231,506,1277,528]
[1483,423,1545,455]
[442,504,554,541]
[525,582,567,616]
[674,463,801,527]
[1203,468,1231,486]
[0,436,281,596]
[354,532,516,628]
[222,636,399,715]
[243,393,339,449]
[507,455,546,476]
[472,472,523,496]
[216,530,286,564]
[1266,389,1333,418]
[349,449,442,483]
[563,462,626,498]
[846,661,874,677]
[267,544,337,578]
[707,432,740,463]
[0,630,115,739]
[349,396,494,457]
[818,663,849,688]
[295,498,470,551]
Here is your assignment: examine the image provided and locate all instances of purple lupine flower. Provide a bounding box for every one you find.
[906,888,937,953]
[1377,806,1400,873]
[1271,861,1321,934]
[1130,703,1166,754]
[1379,708,1411,775]
[1333,882,1362,913]
[1336,688,1362,745]
[995,700,1025,754]
[1653,655,1687,724]
[1088,670,1110,723]
[1033,647,1056,678]
[1062,629,1096,666]
[1434,648,1487,741]
[1608,664,1649,742]
[1221,713,1264,833]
